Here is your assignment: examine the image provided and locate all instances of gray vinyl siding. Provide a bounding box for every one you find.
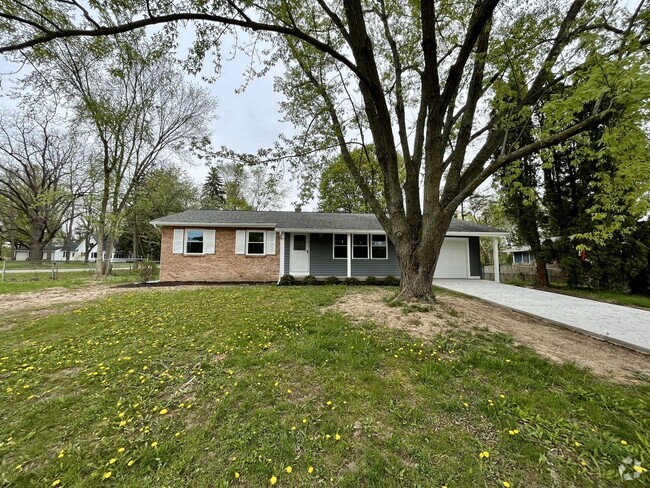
[469,236,481,277]
[351,236,400,277]
[309,233,346,277]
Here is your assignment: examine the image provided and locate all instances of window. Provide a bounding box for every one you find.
[186,229,204,254]
[293,234,307,251]
[352,234,368,259]
[247,231,265,255]
[333,234,347,259]
[371,235,387,259]
[91,252,97,259]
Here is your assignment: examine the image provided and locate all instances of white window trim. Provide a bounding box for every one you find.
[370,234,388,260]
[246,230,266,256]
[332,233,348,260]
[185,228,206,255]
[352,234,370,260]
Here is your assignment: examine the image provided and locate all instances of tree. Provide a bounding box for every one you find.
[124,166,199,261]
[1,1,647,300]
[318,147,383,213]
[21,35,217,275]
[201,166,226,209]
[0,104,85,264]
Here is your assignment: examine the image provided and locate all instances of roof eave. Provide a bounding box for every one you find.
[150,221,277,228]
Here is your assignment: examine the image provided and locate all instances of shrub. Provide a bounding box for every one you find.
[302,275,318,286]
[344,277,360,286]
[323,276,340,285]
[384,276,400,286]
[365,276,380,285]
[137,259,158,283]
[279,274,296,286]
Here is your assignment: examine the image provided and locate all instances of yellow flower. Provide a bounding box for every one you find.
[620,440,628,445]
[479,451,490,459]
[52,481,61,487]
[335,433,342,441]
[109,458,116,464]
[102,471,112,480]
[175,432,181,437]
[159,408,168,415]
[574,441,581,447]
[235,472,240,478]
[117,448,125,453]
[503,482,511,488]
[285,466,292,473]
[302,418,307,423]
[58,450,65,458]
[308,466,314,474]
[508,430,519,435]
[633,465,647,474]
[150,442,158,448]
[127,460,135,467]
[270,475,278,485]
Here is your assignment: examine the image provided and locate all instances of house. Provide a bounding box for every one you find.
[11,238,131,262]
[151,210,509,283]
[505,246,535,264]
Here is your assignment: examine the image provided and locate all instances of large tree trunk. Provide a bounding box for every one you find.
[535,256,549,287]
[29,224,45,265]
[393,220,448,302]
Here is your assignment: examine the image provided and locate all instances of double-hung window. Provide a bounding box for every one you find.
[371,235,387,259]
[352,234,369,259]
[246,231,265,255]
[186,229,204,254]
[333,234,347,259]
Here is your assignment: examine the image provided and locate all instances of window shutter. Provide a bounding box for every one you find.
[204,229,216,254]
[172,229,184,254]
[235,230,246,254]
[266,231,276,255]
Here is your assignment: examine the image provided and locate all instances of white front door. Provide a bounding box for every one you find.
[289,234,310,276]
[434,238,469,279]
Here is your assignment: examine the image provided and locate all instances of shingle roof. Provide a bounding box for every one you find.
[151,210,507,235]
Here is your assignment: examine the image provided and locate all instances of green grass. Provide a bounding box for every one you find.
[0,270,142,294]
[1,286,649,487]
[547,285,650,310]
[1,261,133,270]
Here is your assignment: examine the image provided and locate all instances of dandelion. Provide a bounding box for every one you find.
[159,408,168,415]
[117,448,125,453]
[235,472,240,478]
[302,418,307,423]
[508,429,519,435]
[479,451,490,459]
[109,458,116,464]
[58,449,65,458]
[52,481,61,487]
[102,471,112,480]
[150,442,158,448]
[175,432,181,437]
[503,482,511,488]
[127,460,135,467]
[633,465,647,474]
[308,466,314,474]
[574,441,581,447]
[286,466,292,473]
[500,394,506,399]
[335,433,342,441]
[270,475,278,485]
[621,440,628,445]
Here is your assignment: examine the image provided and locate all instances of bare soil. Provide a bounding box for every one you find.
[328,289,650,383]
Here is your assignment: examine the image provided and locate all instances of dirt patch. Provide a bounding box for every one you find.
[0,283,213,317]
[328,289,650,383]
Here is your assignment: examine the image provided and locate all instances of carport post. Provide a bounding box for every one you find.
[492,236,500,283]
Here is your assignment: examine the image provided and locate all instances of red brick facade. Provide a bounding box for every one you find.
[160,227,280,282]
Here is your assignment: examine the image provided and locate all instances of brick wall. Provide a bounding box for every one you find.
[160,227,280,282]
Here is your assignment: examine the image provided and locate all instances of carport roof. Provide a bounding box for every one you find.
[151,210,508,235]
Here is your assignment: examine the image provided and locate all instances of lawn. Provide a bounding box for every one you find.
[547,286,650,310]
[0,270,147,295]
[1,286,648,487]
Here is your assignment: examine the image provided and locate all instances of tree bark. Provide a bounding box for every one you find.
[535,256,549,287]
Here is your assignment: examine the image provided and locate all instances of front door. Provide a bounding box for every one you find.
[289,234,310,276]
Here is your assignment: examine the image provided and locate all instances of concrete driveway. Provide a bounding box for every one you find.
[434,279,650,354]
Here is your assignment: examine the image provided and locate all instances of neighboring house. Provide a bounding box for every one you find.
[505,246,535,264]
[11,238,131,262]
[150,210,509,283]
